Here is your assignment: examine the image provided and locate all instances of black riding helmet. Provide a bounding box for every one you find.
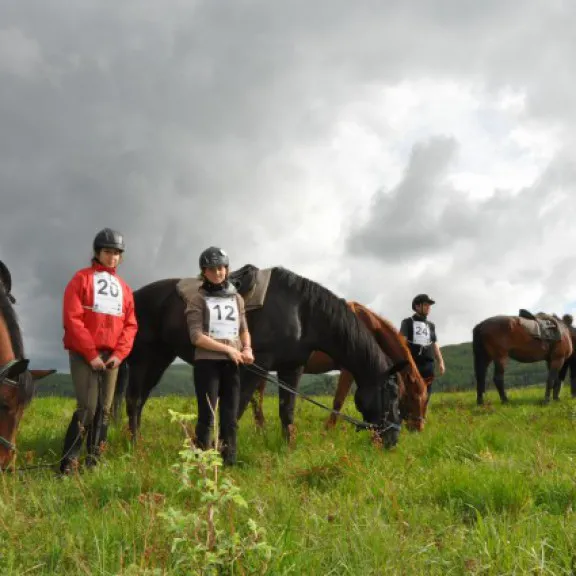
[199,246,230,270]
[93,228,125,252]
[412,293,435,311]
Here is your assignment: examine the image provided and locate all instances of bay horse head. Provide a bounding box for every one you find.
[348,302,428,432]
[0,261,56,469]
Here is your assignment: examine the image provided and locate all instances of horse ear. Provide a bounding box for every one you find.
[30,369,57,381]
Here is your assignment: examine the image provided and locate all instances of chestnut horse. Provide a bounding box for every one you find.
[473,312,574,405]
[0,261,56,468]
[250,301,429,431]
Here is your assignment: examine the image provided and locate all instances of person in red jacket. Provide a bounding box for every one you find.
[59,228,138,474]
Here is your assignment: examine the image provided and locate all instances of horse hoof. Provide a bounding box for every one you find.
[476,397,484,406]
[324,418,337,430]
[543,397,551,405]
[282,424,296,447]
[501,397,509,404]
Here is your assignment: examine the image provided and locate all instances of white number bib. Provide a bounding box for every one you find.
[206,296,239,340]
[93,272,123,316]
[413,321,431,346]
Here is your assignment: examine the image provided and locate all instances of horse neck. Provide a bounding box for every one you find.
[0,315,16,365]
[353,303,425,393]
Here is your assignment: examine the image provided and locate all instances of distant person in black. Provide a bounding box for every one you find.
[400,294,445,405]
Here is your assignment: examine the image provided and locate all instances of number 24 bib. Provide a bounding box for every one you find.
[206,296,239,340]
[93,272,123,316]
[412,320,431,346]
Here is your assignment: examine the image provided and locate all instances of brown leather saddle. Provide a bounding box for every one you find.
[518,309,562,341]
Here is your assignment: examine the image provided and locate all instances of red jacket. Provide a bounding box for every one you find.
[62,262,138,363]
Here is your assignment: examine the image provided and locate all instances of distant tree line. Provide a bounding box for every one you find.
[36,341,549,398]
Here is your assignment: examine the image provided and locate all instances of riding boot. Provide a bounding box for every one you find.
[86,405,104,468]
[194,423,212,451]
[59,415,84,474]
[87,423,109,468]
[220,433,237,466]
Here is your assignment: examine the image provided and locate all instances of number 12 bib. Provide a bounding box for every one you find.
[206,296,239,340]
[412,320,431,346]
[93,272,123,316]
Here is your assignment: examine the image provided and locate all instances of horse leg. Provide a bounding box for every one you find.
[325,370,353,429]
[277,365,305,445]
[473,327,491,406]
[126,346,176,443]
[570,358,576,398]
[550,359,564,401]
[493,359,509,404]
[250,378,267,428]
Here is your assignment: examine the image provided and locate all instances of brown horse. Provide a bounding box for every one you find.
[250,301,429,431]
[0,261,56,469]
[473,312,574,405]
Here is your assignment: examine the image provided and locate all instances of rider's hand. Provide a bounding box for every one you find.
[227,347,244,365]
[89,356,107,371]
[241,347,254,365]
[106,355,122,370]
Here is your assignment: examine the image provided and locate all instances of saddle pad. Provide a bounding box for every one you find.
[176,268,272,311]
[518,316,561,341]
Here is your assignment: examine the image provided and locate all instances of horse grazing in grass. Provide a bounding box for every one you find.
[119,266,407,449]
[250,301,429,431]
[473,310,574,405]
[0,261,56,469]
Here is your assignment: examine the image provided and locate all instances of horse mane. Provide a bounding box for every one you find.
[349,301,426,394]
[0,285,33,403]
[271,268,388,376]
[0,286,24,359]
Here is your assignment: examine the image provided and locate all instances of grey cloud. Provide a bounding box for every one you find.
[1,0,576,366]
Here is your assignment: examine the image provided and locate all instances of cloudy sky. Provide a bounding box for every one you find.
[2,1,576,370]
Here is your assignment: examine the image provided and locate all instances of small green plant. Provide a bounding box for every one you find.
[159,408,274,575]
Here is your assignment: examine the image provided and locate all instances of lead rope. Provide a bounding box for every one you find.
[244,363,401,433]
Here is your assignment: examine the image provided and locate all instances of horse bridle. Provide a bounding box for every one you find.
[0,359,29,454]
[0,376,19,452]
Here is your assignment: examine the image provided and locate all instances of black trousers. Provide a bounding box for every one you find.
[193,360,240,464]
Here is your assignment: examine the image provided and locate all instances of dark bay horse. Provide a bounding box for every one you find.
[121,267,405,449]
[473,312,574,405]
[0,261,56,469]
[250,301,429,431]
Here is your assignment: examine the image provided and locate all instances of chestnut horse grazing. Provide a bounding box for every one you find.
[473,311,574,406]
[0,261,56,469]
[250,301,429,431]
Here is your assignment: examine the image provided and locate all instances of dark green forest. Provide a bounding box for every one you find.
[36,342,548,398]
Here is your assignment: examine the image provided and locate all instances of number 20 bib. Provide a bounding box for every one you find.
[93,271,123,316]
[412,320,431,346]
[205,296,239,340]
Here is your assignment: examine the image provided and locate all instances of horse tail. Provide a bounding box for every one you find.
[473,322,489,394]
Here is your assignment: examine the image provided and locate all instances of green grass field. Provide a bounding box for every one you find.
[2,386,576,575]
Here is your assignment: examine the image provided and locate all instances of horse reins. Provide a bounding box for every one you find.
[244,363,401,434]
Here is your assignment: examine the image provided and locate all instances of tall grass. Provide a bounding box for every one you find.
[1,386,576,574]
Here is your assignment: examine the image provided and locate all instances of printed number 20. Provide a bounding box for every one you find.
[97,278,119,298]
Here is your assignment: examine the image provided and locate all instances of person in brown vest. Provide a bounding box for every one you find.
[185,247,254,465]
